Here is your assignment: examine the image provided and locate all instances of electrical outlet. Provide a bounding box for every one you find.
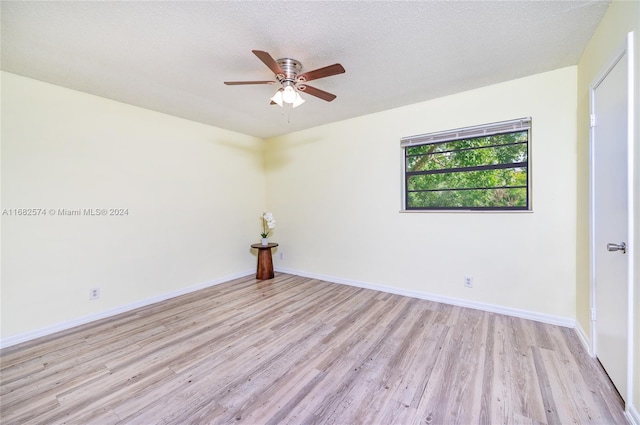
[464,276,473,288]
[279,252,285,260]
[89,288,100,300]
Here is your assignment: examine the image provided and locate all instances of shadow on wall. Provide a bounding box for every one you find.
[208,136,265,168]
[263,135,336,172]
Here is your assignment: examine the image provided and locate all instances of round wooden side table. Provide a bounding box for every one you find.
[250,243,279,280]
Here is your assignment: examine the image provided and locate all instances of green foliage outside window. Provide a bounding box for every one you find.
[405,131,529,210]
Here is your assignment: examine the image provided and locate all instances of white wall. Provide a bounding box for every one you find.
[1,72,266,342]
[576,0,640,416]
[265,67,578,320]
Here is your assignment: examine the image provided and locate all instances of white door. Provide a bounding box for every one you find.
[591,44,629,401]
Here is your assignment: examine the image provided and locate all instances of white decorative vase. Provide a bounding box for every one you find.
[261,238,268,246]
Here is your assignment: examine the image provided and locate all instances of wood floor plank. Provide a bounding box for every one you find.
[0,273,627,424]
[531,345,562,425]
[284,297,412,424]
[1,338,146,406]
[315,297,423,424]
[413,306,485,424]
[491,315,548,424]
[0,393,61,424]
[541,328,610,424]
[346,307,435,424]
[560,326,626,423]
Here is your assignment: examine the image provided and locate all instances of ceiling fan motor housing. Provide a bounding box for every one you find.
[276,58,303,83]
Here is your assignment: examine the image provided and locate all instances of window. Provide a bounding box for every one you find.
[401,118,531,211]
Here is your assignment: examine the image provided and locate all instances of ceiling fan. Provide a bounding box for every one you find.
[224,50,345,108]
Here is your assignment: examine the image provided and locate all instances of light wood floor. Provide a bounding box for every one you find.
[0,274,626,424]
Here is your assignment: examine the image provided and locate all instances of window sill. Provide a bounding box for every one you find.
[399,209,533,214]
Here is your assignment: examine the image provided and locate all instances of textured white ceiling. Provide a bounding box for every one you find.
[1,1,609,139]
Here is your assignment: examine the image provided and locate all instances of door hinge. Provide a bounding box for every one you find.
[590,114,596,127]
[591,308,596,321]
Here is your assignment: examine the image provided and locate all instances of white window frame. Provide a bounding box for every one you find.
[400,117,532,212]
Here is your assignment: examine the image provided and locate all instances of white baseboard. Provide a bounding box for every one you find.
[0,270,254,349]
[275,267,576,328]
[575,321,593,356]
[627,404,640,425]
[0,267,581,348]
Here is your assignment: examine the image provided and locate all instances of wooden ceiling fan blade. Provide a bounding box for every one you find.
[297,64,345,82]
[252,50,284,76]
[299,85,337,102]
[224,81,276,85]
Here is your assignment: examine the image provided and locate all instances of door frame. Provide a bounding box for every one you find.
[589,31,635,406]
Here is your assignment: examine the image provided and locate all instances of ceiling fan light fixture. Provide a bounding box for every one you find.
[292,92,305,108]
[282,84,297,104]
[270,90,284,107]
